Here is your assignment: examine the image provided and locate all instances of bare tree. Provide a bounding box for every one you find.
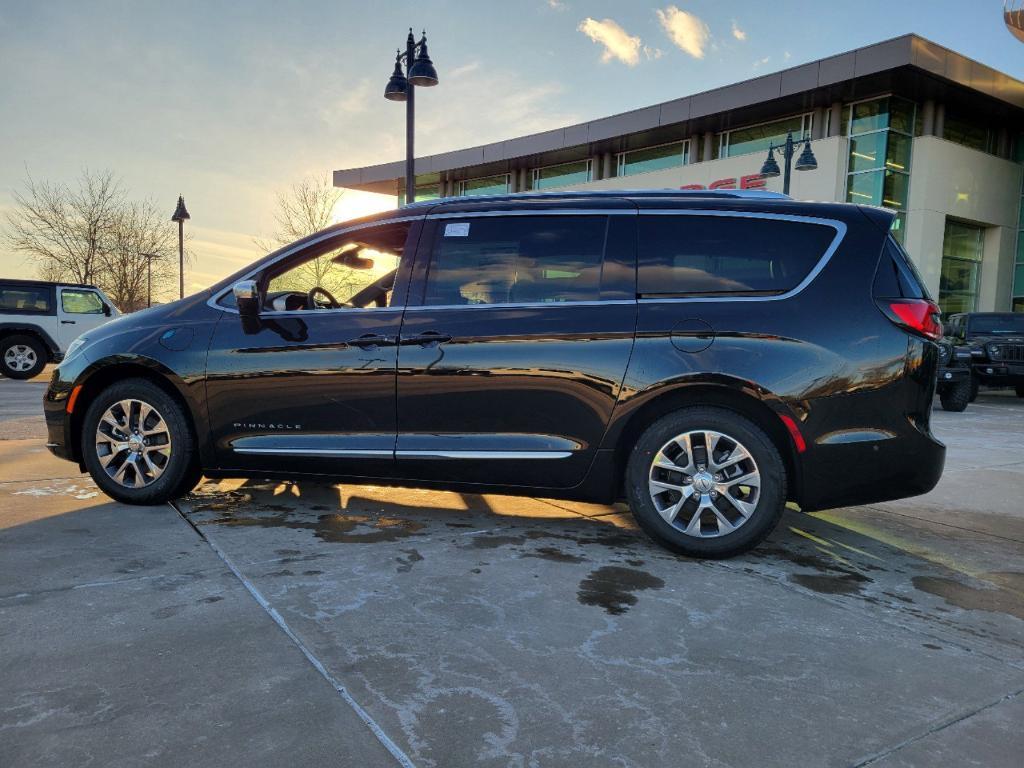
[5,169,121,285]
[256,174,344,250]
[4,169,187,311]
[101,200,176,312]
[255,174,364,299]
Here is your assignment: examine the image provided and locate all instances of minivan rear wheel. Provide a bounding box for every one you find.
[82,378,199,505]
[625,407,786,558]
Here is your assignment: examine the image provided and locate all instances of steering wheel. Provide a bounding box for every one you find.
[307,286,340,309]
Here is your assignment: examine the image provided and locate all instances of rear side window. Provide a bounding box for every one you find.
[423,215,607,305]
[638,214,836,296]
[873,236,929,299]
[0,284,51,313]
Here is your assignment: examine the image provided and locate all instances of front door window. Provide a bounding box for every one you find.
[263,223,408,311]
[60,289,104,314]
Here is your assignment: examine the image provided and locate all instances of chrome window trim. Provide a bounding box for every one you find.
[207,214,424,315]
[210,207,847,314]
[636,209,847,304]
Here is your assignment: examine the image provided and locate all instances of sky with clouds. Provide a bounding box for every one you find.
[0,1,1020,291]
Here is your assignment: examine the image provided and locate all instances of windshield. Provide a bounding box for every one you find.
[969,315,1024,335]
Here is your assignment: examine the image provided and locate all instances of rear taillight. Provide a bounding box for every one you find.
[876,298,943,341]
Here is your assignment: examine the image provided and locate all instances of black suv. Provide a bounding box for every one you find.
[44,191,945,558]
[944,312,1024,399]
[935,340,974,411]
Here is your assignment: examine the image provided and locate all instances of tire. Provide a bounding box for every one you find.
[939,378,970,412]
[625,407,786,559]
[81,378,199,505]
[1,334,47,379]
[969,376,979,402]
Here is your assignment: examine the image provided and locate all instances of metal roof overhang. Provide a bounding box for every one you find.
[334,34,1024,194]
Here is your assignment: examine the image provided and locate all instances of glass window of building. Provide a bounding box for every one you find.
[844,96,915,243]
[459,174,510,197]
[530,160,592,190]
[939,219,984,314]
[1013,186,1024,313]
[616,141,688,176]
[398,173,441,205]
[943,111,995,154]
[718,114,811,159]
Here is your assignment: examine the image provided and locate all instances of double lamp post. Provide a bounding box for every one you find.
[759,132,817,195]
[383,29,439,204]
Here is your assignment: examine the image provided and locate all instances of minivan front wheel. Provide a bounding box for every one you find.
[82,378,199,505]
[625,407,786,558]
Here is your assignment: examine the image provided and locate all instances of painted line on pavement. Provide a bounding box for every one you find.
[169,500,418,768]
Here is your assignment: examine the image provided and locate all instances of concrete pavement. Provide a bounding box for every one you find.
[1,375,1022,767]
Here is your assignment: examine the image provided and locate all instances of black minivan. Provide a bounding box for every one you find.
[44,190,945,558]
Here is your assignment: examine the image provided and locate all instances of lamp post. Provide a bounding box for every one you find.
[171,195,190,299]
[759,132,817,196]
[139,252,160,308]
[383,28,439,204]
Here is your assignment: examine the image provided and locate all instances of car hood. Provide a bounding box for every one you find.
[79,292,214,345]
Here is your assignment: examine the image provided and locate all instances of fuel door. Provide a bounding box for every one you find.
[670,318,715,353]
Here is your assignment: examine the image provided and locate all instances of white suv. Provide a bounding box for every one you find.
[0,279,119,379]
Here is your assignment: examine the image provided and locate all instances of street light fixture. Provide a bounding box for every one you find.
[759,132,817,196]
[170,195,190,300]
[139,252,160,308]
[383,28,439,204]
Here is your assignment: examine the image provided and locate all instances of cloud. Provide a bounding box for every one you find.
[578,17,642,66]
[448,61,481,79]
[644,45,664,60]
[656,5,711,59]
[731,20,746,41]
[753,56,771,69]
[547,0,566,9]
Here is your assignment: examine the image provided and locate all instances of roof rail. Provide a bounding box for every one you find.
[400,188,791,209]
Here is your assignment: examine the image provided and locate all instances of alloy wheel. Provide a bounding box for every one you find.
[648,429,761,538]
[94,399,173,488]
[4,344,37,372]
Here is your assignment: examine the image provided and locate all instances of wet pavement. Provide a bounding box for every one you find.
[1,382,1022,767]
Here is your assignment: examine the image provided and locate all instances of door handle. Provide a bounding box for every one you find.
[61,320,76,325]
[400,331,452,347]
[346,333,394,348]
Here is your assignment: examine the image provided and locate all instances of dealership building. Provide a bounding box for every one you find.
[334,34,1024,314]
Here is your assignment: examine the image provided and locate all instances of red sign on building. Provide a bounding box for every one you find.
[680,174,767,191]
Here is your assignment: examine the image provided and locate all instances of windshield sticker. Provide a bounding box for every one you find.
[444,222,470,237]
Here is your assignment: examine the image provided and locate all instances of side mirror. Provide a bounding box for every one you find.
[102,303,112,317]
[233,280,261,319]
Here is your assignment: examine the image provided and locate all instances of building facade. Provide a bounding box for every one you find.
[334,35,1024,314]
